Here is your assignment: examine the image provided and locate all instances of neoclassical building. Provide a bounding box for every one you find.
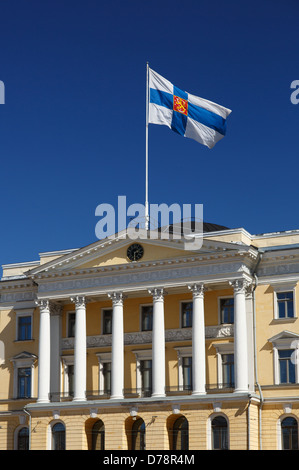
[0,223,299,450]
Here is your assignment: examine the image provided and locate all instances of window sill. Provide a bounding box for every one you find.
[270,317,298,325]
[13,339,35,343]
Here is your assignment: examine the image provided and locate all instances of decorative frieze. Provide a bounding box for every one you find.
[36,261,251,296]
[61,324,234,350]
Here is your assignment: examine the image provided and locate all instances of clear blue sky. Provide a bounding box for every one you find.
[0,0,298,267]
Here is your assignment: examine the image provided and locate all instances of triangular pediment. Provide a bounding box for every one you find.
[268,330,299,343]
[26,229,256,277]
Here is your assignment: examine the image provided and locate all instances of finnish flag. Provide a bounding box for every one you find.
[148,68,231,149]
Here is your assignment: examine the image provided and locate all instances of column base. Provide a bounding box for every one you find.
[110,394,124,400]
[73,397,86,402]
[37,398,50,404]
[151,393,166,398]
[191,390,206,396]
[234,388,249,394]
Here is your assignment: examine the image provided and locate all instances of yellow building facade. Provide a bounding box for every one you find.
[0,223,299,450]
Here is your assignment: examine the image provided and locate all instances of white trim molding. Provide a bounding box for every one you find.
[268,331,299,385]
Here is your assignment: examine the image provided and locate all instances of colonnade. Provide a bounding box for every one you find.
[36,279,250,403]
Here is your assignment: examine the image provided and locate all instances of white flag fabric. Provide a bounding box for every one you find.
[148,68,231,149]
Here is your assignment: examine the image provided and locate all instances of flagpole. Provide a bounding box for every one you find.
[145,62,149,231]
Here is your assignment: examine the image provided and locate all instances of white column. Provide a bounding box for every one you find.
[36,299,51,403]
[149,288,165,397]
[109,292,124,399]
[230,279,249,393]
[188,284,206,395]
[71,296,87,401]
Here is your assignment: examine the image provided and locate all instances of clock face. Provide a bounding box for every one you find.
[127,243,144,262]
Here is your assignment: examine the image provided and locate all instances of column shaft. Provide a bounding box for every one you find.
[149,288,165,397]
[36,299,51,403]
[71,296,87,401]
[189,284,206,395]
[231,280,249,393]
[109,292,124,399]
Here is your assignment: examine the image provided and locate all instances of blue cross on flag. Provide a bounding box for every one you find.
[148,68,232,149]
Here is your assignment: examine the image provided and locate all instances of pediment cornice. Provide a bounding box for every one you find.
[25,231,258,279]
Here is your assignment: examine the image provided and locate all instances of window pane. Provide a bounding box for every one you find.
[18,368,31,398]
[68,313,75,337]
[18,316,32,341]
[181,302,192,328]
[220,299,234,324]
[182,357,192,390]
[278,301,286,318]
[287,301,294,318]
[52,423,66,450]
[212,417,228,450]
[103,310,112,334]
[277,292,294,319]
[141,306,153,331]
[18,427,29,450]
[140,360,152,394]
[103,362,111,393]
[67,365,74,395]
[279,350,295,384]
[222,354,234,387]
[282,418,298,450]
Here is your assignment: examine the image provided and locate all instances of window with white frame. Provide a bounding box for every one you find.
[62,355,74,397]
[213,343,235,389]
[174,346,192,391]
[96,352,111,395]
[16,311,33,341]
[268,331,299,385]
[132,349,152,396]
[10,352,36,399]
[272,283,296,320]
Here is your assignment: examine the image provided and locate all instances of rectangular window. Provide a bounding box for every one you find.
[67,364,74,396]
[181,302,193,328]
[103,362,111,394]
[140,359,152,396]
[103,309,112,334]
[182,357,192,390]
[141,306,153,331]
[279,349,296,383]
[222,354,234,387]
[277,292,294,319]
[18,367,31,398]
[220,298,234,324]
[18,316,32,341]
[68,312,76,338]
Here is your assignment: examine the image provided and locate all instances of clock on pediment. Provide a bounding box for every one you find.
[127,243,144,262]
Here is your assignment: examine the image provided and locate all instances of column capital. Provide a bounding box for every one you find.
[49,301,63,316]
[35,299,50,310]
[229,279,251,294]
[188,283,205,298]
[148,287,165,301]
[70,296,86,308]
[108,291,125,306]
